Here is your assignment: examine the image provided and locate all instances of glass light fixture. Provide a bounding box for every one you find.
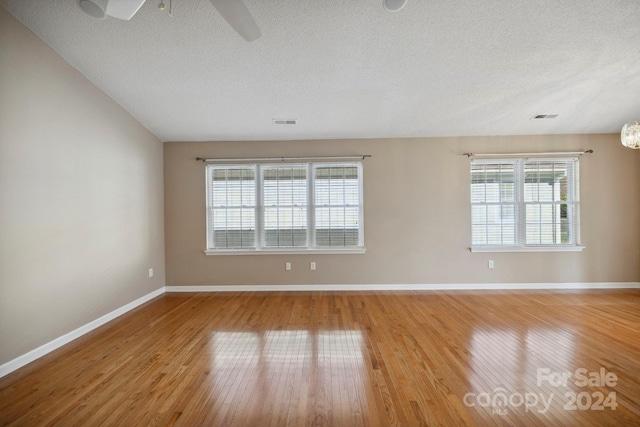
[621,121,640,149]
[384,0,408,12]
[79,0,106,19]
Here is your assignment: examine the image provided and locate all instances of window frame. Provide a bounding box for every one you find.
[206,164,258,251]
[205,161,365,255]
[470,156,585,253]
[260,163,310,249]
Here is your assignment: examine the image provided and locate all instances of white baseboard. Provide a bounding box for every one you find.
[165,282,640,292]
[3,282,639,378]
[0,287,165,379]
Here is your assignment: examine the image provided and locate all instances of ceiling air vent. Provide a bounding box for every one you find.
[532,114,559,119]
[272,118,297,125]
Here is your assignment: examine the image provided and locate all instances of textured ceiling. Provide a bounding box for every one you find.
[4,0,640,142]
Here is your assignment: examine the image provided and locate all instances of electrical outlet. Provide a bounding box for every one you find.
[285,262,291,271]
[310,261,316,270]
[148,268,154,278]
[488,260,494,269]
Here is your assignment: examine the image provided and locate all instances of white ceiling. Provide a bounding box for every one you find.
[4,0,640,142]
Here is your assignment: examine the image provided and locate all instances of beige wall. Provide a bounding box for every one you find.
[0,8,165,365]
[165,134,640,286]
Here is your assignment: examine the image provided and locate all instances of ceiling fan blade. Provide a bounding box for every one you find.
[105,0,147,20]
[209,0,261,42]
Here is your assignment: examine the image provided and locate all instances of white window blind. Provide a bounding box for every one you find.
[313,164,362,247]
[471,157,580,250]
[205,161,364,253]
[523,159,578,245]
[471,160,517,245]
[207,166,256,249]
[262,165,308,248]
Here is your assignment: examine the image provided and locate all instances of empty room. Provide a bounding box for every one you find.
[1,0,640,425]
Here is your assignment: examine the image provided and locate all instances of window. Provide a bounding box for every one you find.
[314,164,361,247]
[208,166,256,249]
[470,157,582,252]
[262,165,308,248]
[206,161,364,254]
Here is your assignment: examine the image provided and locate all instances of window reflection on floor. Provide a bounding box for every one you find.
[526,329,575,368]
[210,330,367,422]
[213,332,261,369]
[318,330,364,365]
[469,328,575,392]
[264,330,310,366]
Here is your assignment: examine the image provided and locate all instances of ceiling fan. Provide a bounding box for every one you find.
[78,0,261,42]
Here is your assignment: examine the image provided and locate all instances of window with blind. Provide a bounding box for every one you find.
[208,166,256,249]
[206,161,364,253]
[470,157,582,251]
[262,165,308,248]
[314,165,361,247]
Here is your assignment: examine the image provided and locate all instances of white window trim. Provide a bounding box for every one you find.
[470,157,583,253]
[205,161,365,255]
[469,245,585,253]
[204,248,366,256]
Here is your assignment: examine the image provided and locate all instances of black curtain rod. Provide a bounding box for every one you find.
[462,150,593,158]
[196,155,372,162]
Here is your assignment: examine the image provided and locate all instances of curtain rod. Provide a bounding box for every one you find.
[196,155,372,163]
[463,150,593,158]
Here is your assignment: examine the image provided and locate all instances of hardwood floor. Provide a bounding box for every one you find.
[1,290,640,426]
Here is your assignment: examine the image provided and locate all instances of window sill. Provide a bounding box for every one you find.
[204,248,366,256]
[470,245,585,253]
